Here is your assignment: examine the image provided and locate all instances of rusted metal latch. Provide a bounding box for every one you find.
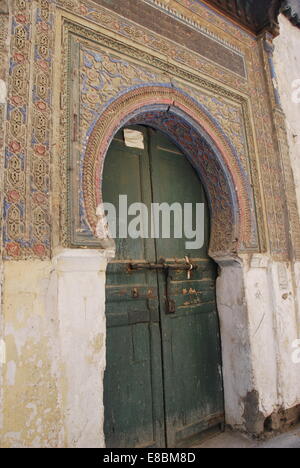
[129,258,197,315]
[129,259,197,276]
[185,256,194,280]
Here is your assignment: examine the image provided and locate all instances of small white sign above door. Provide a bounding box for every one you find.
[124,129,145,149]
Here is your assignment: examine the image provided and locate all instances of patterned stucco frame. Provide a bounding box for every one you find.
[58,12,265,260]
[84,89,249,257]
[3,1,300,262]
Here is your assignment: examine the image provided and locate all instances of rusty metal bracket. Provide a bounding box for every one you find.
[129,262,198,273]
[129,259,197,315]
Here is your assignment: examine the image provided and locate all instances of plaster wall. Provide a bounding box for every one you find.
[1,251,299,446]
[0,250,110,448]
[274,14,300,219]
[217,255,300,433]
[242,257,300,419]
[1,2,300,449]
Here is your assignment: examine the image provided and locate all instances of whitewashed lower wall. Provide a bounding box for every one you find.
[0,249,299,446]
[0,249,111,448]
[242,256,300,417]
[274,15,300,220]
[217,254,300,433]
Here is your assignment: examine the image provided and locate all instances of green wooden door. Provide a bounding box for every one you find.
[103,126,224,448]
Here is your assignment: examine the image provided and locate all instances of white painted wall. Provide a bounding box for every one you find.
[274,14,300,219]
[0,249,111,448]
[271,14,300,414]
[1,249,299,445]
[52,249,112,448]
[217,254,300,433]
[242,257,300,416]
[216,258,255,430]
[1,11,300,449]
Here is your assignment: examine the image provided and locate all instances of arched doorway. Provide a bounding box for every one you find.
[103,125,224,448]
[80,85,261,442]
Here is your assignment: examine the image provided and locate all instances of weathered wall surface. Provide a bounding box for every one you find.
[271,15,300,422]
[0,260,63,448]
[274,15,300,218]
[1,1,300,448]
[52,249,110,448]
[1,252,298,446]
[242,256,300,424]
[0,250,109,448]
[217,254,300,434]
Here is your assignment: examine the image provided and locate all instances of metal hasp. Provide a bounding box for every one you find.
[130,258,198,314]
[129,260,198,274]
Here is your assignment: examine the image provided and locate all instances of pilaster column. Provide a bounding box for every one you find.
[52,248,113,448]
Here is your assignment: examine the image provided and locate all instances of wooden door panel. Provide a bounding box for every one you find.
[148,131,210,260]
[161,312,224,446]
[104,129,166,448]
[149,129,224,447]
[104,322,165,448]
[102,131,154,261]
[104,126,224,449]
[105,263,165,448]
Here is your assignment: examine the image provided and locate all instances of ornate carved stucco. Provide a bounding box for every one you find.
[2,0,300,261]
[3,0,53,259]
[61,21,261,256]
[0,0,9,258]
[84,92,244,255]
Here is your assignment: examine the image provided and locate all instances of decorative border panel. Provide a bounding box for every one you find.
[3,0,54,259]
[61,18,260,256]
[0,1,10,257]
[2,0,299,261]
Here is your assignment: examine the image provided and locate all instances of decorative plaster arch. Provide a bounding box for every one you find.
[83,85,256,256]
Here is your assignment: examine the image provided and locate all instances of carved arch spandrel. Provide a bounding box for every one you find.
[83,86,258,257]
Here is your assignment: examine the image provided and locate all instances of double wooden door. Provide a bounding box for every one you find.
[103,126,224,448]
